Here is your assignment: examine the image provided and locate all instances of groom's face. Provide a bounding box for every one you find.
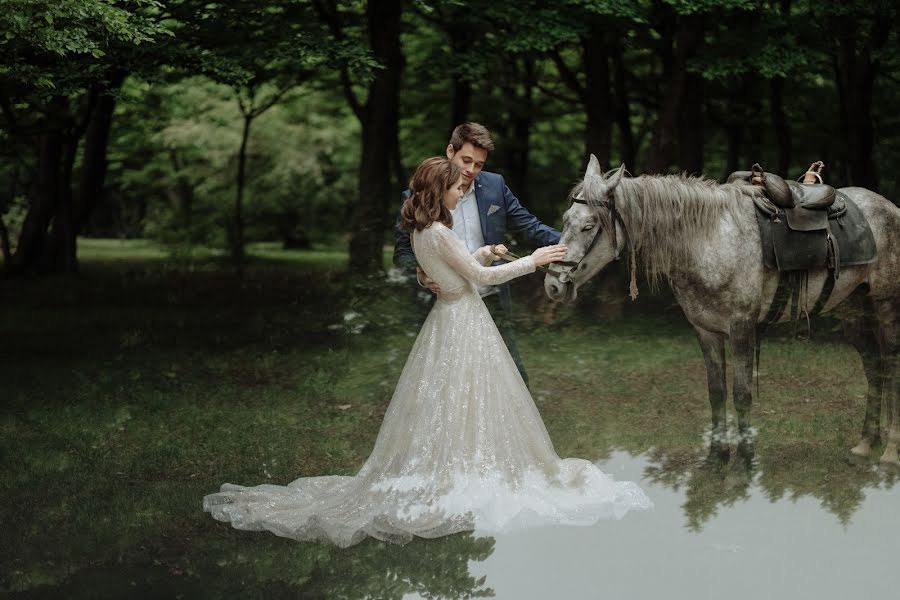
[446,142,488,190]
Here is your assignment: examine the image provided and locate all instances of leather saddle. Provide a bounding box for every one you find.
[729,163,875,281]
[726,166,846,231]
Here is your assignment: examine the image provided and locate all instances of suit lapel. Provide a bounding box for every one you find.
[474,175,490,241]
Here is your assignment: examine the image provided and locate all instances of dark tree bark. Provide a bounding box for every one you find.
[832,15,891,189]
[724,121,744,179]
[46,138,79,274]
[315,0,403,275]
[611,36,636,171]
[771,0,792,176]
[169,150,194,233]
[10,96,69,274]
[0,215,10,266]
[645,8,704,174]
[45,75,123,274]
[348,0,403,275]
[73,73,125,235]
[583,34,612,169]
[500,56,536,198]
[450,78,471,133]
[552,32,612,169]
[448,23,473,132]
[230,113,252,265]
[678,72,705,174]
[770,77,791,175]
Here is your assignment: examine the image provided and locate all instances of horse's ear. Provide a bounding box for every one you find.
[606,163,626,190]
[585,154,602,178]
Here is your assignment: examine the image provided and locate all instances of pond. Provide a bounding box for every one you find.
[457,451,899,600]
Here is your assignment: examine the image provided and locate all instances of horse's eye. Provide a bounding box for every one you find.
[582,225,594,232]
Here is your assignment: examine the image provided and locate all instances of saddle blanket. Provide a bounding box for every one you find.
[755,191,877,272]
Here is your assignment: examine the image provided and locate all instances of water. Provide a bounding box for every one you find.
[426,451,900,600]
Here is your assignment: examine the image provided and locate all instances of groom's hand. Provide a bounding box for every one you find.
[416,267,441,294]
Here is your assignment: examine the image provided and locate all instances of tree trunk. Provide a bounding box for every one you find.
[770,77,791,175]
[678,72,704,174]
[611,36,636,170]
[349,0,403,275]
[169,150,194,234]
[832,15,890,189]
[231,113,252,265]
[45,77,122,274]
[447,22,473,132]
[0,214,10,266]
[11,119,66,273]
[74,73,124,235]
[771,1,792,176]
[582,33,612,169]
[645,10,704,174]
[450,78,471,133]
[724,122,744,180]
[46,138,79,274]
[501,56,535,198]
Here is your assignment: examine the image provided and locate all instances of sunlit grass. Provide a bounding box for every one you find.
[77,237,395,271]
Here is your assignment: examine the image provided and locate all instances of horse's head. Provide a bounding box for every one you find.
[544,155,627,303]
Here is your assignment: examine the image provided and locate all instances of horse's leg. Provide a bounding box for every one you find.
[730,319,757,465]
[842,293,884,457]
[874,299,900,465]
[695,327,729,464]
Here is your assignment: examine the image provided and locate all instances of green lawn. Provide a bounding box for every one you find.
[0,239,891,596]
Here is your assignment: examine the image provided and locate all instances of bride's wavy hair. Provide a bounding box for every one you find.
[400,157,461,231]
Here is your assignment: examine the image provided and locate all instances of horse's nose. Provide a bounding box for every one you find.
[549,283,561,297]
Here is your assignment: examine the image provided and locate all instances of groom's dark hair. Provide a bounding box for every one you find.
[449,122,495,154]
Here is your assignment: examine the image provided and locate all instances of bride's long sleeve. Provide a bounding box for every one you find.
[436,227,535,287]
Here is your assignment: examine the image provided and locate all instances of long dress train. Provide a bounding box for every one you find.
[203,223,650,547]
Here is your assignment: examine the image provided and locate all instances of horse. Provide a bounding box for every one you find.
[544,155,900,465]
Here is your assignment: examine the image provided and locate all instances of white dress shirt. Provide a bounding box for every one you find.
[451,183,497,298]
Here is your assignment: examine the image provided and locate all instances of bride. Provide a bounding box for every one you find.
[204,156,651,547]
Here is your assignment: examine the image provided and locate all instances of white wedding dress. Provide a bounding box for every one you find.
[204,223,650,547]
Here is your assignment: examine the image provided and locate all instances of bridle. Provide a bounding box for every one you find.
[554,182,626,284]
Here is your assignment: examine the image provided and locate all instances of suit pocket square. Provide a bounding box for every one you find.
[487,204,501,216]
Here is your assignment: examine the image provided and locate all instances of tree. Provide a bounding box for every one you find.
[315,0,404,276]
[0,0,169,274]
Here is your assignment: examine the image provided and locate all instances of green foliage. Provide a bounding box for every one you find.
[0,0,170,92]
[103,75,359,249]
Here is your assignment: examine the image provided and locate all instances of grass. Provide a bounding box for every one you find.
[1,238,895,596]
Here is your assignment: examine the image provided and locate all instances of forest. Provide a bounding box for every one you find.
[2,0,897,277]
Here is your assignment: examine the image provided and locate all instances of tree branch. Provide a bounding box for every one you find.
[312,0,365,121]
[550,50,586,103]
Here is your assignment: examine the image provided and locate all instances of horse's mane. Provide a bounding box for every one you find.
[576,173,763,290]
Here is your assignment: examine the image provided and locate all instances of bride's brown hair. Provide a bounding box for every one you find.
[400,157,461,231]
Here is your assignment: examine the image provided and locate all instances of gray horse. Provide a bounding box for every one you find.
[544,155,900,465]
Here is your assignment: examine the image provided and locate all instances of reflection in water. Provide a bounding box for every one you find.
[644,444,898,531]
[298,532,495,599]
[468,451,900,600]
[7,533,496,599]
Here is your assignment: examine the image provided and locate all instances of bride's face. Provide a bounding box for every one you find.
[443,175,465,211]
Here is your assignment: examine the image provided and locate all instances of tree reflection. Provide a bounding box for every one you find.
[4,532,496,599]
[643,445,899,531]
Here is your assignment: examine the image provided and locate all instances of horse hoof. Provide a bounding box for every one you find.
[879,447,899,466]
[850,442,872,457]
[704,445,729,467]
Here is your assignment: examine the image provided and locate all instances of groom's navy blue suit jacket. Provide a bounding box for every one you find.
[393,170,560,307]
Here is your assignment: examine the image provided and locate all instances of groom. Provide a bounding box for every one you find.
[393,122,560,386]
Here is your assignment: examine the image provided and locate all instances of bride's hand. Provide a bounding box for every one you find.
[531,244,568,267]
[489,244,508,259]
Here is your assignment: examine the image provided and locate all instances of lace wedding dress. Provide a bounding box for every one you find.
[204,223,650,547]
